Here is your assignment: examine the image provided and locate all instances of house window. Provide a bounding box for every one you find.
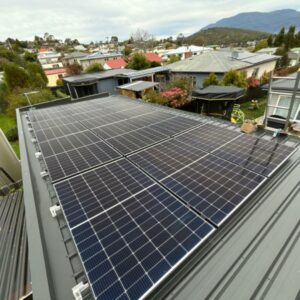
[252,67,259,77]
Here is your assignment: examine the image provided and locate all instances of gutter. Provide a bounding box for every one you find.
[16,109,53,300]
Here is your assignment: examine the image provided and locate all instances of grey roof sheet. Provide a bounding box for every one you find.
[168,51,279,73]
[263,72,300,92]
[64,68,135,83]
[168,51,251,73]
[167,137,300,300]
[0,189,32,300]
[79,52,122,61]
[63,51,87,59]
[117,80,158,91]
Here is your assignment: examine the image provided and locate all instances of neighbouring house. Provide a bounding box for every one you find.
[168,50,279,88]
[103,58,127,70]
[38,51,63,70]
[79,52,123,70]
[63,66,171,99]
[62,51,87,66]
[263,72,300,130]
[45,68,66,87]
[163,45,212,61]
[256,47,278,55]
[117,80,159,99]
[288,48,300,66]
[145,52,162,64]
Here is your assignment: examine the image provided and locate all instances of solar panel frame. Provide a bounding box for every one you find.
[212,134,296,177]
[161,154,267,226]
[54,178,215,300]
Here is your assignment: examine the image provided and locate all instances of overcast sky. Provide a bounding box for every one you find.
[0,0,299,43]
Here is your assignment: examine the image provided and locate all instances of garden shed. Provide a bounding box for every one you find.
[191,85,245,120]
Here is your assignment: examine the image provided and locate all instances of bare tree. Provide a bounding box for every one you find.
[130,29,156,52]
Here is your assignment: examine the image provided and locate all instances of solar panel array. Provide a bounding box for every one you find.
[27,95,295,299]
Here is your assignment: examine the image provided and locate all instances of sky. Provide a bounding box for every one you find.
[0,0,299,43]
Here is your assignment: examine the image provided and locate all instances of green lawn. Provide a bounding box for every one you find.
[239,97,267,121]
[0,113,20,158]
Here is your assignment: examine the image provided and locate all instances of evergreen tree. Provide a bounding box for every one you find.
[274,27,285,47]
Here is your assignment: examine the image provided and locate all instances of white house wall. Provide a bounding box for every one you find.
[243,60,277,78]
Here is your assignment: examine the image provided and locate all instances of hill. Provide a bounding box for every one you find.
[203,9,300,33]
[186,27,269,46]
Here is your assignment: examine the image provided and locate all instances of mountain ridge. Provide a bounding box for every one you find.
[202,9,300,33]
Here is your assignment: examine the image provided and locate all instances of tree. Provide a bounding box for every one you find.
[122,46,132,57]
[168,54,180,64]
[274,27,285,47]
[222,70,247,88]
[254,39,268,52]
[275,47,290,68]
[167,77,193,94]
[127,53,150,70]
[3,63,30,91]
[149,61,161,68]
[203,73,220,88]
[130,29,155,51]
[110,36,118,44]
[267,35,273,47]
[27,63,48,87]
[284,26,296,50]
[176,33,184,46]
[85,63,104,73]
[66,63,82,75]
[24,51,37,62]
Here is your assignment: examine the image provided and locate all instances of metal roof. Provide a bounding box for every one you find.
[168,51,251,73]
[79,52,122,61]
[168,51,279,74]
[166,136,300,300]
[63,51,87,60]
[0,188,32,300]
[117,80,159,91]
[16,95,300,300]
[262,72,300,92]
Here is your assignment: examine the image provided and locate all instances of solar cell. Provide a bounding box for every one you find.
[34,122,87,143]
[68,184,214,300]
[213,134,296,176]
[45,141,120,182]
[161,155,266,226]
[175,124,241,152]
[107,127,168,154]
[54,159,154,227]
[130,139,208,180]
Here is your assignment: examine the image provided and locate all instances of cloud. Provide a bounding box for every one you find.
[0,0,299,42]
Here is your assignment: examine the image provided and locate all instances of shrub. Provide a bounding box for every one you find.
[168,77,193,94]
[5,126,18,141]
[143,90,169,106]
[160,87,190,108]
[85,63,104,73]
[247,76,260,88]
[203,72,220,88]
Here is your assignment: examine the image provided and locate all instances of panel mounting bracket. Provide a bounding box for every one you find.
[35,152,42,159]
[72,282,89,300]
[40,171,48,179]
[49,204,61,217]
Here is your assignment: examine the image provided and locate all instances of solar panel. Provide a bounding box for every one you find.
[44,141,120,182]
[161,155,266,226]
[34,122,87,143]
[213,134,296,176]
[106,127,168,154]
[54,159,154,227]
[175,124,241,152]
[130,139,208,181]
[60,183,215,300]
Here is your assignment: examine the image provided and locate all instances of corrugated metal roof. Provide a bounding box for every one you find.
[168,51,279,73]
[166,137,300,300]
[117,80,158,91]
[0,189,31,300]
[79,52,122,61]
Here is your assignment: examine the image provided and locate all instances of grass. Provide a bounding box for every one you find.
[0,113,20,158]
[239,97,267,121]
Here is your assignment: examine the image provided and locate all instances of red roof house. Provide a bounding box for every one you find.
[145,52,162,63]
[103,58,127,70]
